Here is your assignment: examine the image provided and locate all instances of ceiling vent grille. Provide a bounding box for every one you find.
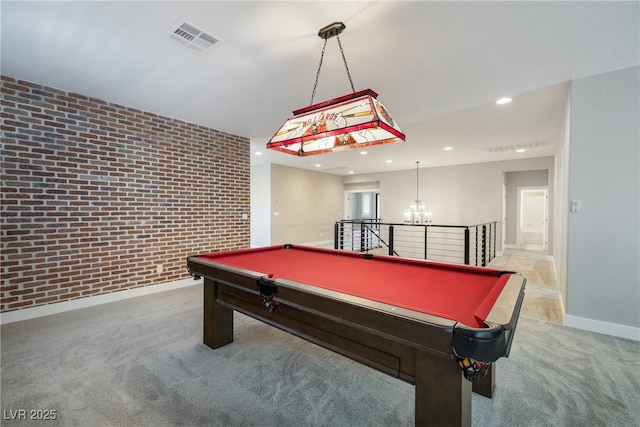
[167,21,220,54]
[322,166,350,172]
[487,140,550,153]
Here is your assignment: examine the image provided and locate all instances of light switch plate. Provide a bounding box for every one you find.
[570,200,581,213]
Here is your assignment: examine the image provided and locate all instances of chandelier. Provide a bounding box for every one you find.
[267,22,405,156]
[403,161,432,224]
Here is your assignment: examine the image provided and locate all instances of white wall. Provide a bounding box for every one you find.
[250,164,271,247]
[565,66,640,338]
[270,164,344,245]
[343,157,554,231]
[255,158,553,256]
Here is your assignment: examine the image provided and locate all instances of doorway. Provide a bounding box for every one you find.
[345,191,379,220]
[343,190,381,251]
[517,187,548,251]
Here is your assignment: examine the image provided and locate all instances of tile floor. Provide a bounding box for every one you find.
[488,248,563,324]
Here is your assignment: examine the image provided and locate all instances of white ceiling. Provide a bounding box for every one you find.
[2,1,638,175]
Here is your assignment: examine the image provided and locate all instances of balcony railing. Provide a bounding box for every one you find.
[334,219,498,267]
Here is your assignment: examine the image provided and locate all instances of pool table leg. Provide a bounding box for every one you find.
[472,363,495,398]
[203,278,234,349]
[415,350,471,427]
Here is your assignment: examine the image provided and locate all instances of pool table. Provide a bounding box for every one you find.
[187,244,525,426]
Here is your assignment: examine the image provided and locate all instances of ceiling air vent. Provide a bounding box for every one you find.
[487,140,550,153]
[167,21,221,54]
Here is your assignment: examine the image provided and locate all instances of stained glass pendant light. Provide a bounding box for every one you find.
[267,22,405,157]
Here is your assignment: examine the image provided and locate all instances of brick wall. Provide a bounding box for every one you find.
[1,75,250,312]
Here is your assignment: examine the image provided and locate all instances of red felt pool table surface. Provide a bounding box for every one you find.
[199,245,509,328]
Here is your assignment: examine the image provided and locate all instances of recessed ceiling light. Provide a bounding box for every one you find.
[360,151,367,155]
[496,97,512,105]
[348,171,354,174]
[254,151,262,156]
[386,159,393,163]
[516,148,526,153]
[314,163,321,167]
[444,146,453,151]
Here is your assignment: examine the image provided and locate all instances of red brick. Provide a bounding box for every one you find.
[1,75,250,313]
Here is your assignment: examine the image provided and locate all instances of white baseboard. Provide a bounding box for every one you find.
[0,277,202,325]
[563,314,640,341]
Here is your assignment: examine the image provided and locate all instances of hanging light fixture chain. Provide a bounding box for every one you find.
[336,35,356,93]
[310,38,328,105]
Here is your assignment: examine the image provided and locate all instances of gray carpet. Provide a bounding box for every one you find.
[1,284,638,426]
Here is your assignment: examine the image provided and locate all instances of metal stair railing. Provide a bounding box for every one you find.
[335,220,499,267]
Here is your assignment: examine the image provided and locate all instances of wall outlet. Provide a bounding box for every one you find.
[156,264,163,274]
